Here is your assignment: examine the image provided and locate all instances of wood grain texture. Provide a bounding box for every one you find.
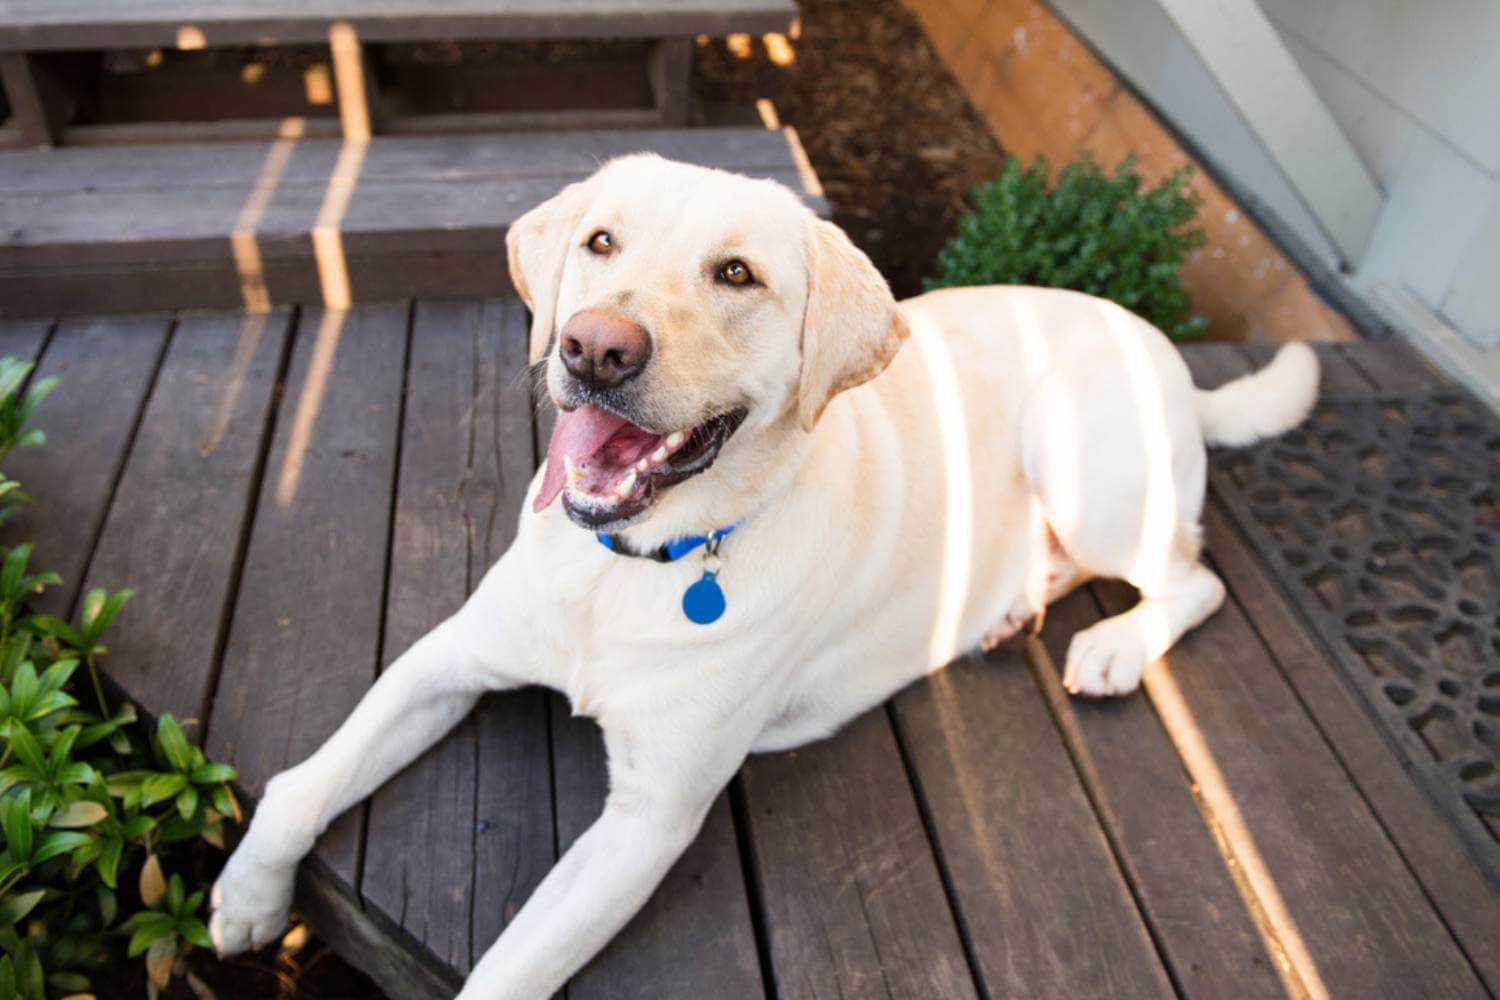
[0,129,810,197]
[1337,339,1445,393]
[1028,592,1287,1000]
[552,705,765,999]
[1178,341,1255,388]
[1232,340,1373,396]
[739,707,977,1000]
[0,0,796,50]
[84,309,290,729]
[1092,577,1487,997]
[891,650,1172,999]
[207,302,408,887]
[1,312,169,615]
[0,316,51,363]
[360,299,553,981]
[0,129,824,317]
[1202,502,1500,994]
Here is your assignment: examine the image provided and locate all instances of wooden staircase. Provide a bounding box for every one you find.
[0,0,808,317]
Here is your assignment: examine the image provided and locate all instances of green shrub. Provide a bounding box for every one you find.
[0,356,240,997]
[926,153,1209,340]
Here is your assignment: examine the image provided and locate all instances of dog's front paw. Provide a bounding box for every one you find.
[209,845,295,956]
[1063,616,1147,697]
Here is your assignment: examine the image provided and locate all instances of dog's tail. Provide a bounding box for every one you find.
[1194,342,1319,448]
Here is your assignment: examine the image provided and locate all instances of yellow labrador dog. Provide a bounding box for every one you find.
[209,154,1318,997]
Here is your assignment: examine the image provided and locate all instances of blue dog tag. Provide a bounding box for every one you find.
[682,571,726,625]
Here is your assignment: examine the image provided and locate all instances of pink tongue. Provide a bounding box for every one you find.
[534,405,632,512]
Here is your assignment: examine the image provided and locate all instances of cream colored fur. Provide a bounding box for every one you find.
[210,155,1318,998]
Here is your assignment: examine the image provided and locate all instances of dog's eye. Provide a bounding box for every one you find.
[718,259,755,286]
[587,231,615,255]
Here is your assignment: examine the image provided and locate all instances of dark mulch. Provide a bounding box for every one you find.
[694,0,1008,298]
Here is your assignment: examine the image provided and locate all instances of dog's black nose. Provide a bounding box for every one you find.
[559,310,651,390]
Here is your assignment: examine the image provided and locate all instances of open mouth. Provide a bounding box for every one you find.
[534,404,747,529]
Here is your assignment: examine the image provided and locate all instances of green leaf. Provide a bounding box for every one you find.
[47,724,81,774]
[179,916,213,950]
[46,969,91,992]
[96,884,117,925]
[0,888,44,927]
[1,543,34,604]
[26,616,84,651]
[96,836,123,888]
[82,588,133,646]
[2,721,45,775]
[31,829,91,865]
[175,786,198,822]
[8,663,38,718]
[154,714,194,773]
[139,772,188,806]
[166,872,185,914]
[189,762,236,785]
[126,920,175,958]
[125,910,175,931]
[54,761,99,787]
[49,799,107,828]
[2,786,34,861]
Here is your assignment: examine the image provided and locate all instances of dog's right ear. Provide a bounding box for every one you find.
[507,180,592,365]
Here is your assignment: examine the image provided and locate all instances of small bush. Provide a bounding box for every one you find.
[926,154,1209,340]
[0,356,240,997]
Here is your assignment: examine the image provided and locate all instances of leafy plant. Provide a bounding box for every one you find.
[927,153,1209,340]
[0,357,241,996]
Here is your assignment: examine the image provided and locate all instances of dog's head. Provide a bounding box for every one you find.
[511,153,907,533]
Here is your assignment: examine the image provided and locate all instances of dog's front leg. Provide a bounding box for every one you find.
[459,706,763,1000]
[211,553,534,955]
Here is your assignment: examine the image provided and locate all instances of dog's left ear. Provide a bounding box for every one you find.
[797,218,909,431]
[507,180,592,365]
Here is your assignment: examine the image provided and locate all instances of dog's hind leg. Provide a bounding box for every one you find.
[1021,355,1225,697]
[1061,555,1225,696]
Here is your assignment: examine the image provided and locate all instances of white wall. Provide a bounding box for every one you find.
[1260,0,1500,347]
[1050,0,1500,348]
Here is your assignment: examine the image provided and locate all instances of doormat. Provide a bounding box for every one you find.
[1211,391,1500,884]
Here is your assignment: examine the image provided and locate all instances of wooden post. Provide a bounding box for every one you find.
[0,52,71,147]
[648,39,693,127]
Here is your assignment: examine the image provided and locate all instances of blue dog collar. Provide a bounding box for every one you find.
[596,524,740,624]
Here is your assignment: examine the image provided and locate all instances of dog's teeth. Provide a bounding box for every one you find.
[615,471,636,497]
[636,458,649,472]
[651,446,669,464]
[666,431,685,449]
[565,455,581,482]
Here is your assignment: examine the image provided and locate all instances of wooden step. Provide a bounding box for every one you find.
[0,0,796,50]
[0,126,824,317]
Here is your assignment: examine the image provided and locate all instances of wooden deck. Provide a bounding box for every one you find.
[3,307,1498,999]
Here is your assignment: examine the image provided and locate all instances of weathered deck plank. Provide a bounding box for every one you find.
[1028,592,1287,1000]
[84,309,291,727]
[0,0,797,51]
[359,299,554,987]
[207,302,409,890]
[1093,574,1488,997]
[21,318,1496,1000]
[552,707,766,1000]
[0,129,825,318]
[1337,338,1444,393]
[1211,340,1500,990]
[2,312,169,615]
[890,650,1174,999]
[0,317,50,364]
[739,706,977,1000]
